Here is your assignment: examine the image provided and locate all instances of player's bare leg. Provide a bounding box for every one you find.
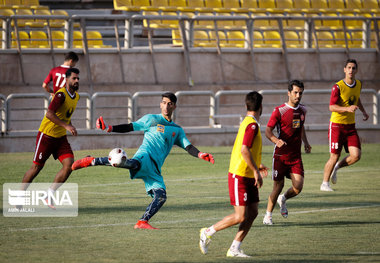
[264,180,284,224]
[21,163,43,189]
[51,157,73,186]
[284,173,303,199]
[321,153,340,191]
[330,146,361,184]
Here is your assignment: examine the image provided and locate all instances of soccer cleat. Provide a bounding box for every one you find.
[199,228,212,255]
[45,197,56,210]
[226,249,251,258]
[134,220,159,230]
[320,183,334,192]
[330,164,339,184]
[277,194,288,218]
[263,214,273,225]
[71,156,95,171]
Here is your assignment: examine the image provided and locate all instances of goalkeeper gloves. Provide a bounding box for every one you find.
[198,152,215,164]
[96,116,112,132]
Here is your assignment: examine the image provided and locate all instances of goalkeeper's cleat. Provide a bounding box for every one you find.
[199,228,212,254]
[71,156,95,171]
[277,194,288,218]
[320,183,334,192]
[330,164,339,184]
[226,249,251,258]
[263,214,273,225]
[45,197,56,210]
[134,220,159,230]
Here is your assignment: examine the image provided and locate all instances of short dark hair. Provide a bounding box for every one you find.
[64,51,79,62]
[66,68,80,78]
[345,58,358,68]
[246,91,263,112]
[288,79,304,92]
[162,92,177,104]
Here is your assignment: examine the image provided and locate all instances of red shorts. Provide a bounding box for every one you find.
[228,172,259,206]
[33,131,74,166]
[328,122,361,154]
[272,155,304,181]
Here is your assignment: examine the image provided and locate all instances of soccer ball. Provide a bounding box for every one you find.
[108,148,127,167]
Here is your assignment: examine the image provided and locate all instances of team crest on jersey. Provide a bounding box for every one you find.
[157,124,165,133]
[293,119,300,128]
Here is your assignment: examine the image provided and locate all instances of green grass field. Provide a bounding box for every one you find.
[1,144,380,263]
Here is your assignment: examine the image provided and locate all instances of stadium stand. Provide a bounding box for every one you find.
[11,30,29,48]
[30,30,48,47]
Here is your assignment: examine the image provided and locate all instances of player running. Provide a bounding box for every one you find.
[199,91,267,258]
[320,59,369,191]
[263,80,311,225]
[72,92,215,229]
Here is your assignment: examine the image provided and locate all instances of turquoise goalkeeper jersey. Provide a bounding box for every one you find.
[130,114,191,192]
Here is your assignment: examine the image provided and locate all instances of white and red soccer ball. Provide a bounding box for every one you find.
[108,148,127,167]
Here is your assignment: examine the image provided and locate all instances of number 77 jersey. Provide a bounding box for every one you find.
[43,65,71,94]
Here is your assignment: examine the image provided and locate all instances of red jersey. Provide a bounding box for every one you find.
[43,65,71,94]
[267,103,307,158]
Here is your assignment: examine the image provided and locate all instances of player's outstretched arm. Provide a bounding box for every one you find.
[185,145,215,164]
[96,116,134,133]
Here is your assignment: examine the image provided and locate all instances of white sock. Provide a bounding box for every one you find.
[48,187,56,195]
[266,211,272,217]
[205,225,216,236]
[230,240,241,251]
[322,181,329,186]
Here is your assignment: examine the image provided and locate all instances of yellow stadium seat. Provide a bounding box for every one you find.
[3,0,24,8]
[14,8,34,28]
[216,13,235,29]
[252,13,272,30]
[292,0,310,11]
[51,30,64,48]
[161,12,179,28]
[194,13,215,29]
[223,0,240,9]
[22,0,40,6]
[209,30,227,47]
[343,13,362,29]
[284,30,302,48]
[193,30,211,47]
[27,9,51,28]
[333,30,350,47]
[240,0,259,9]
[311,0,328,11]
[11,30,30,48]
[258,0,276,9]
[187,0,209,12]
[276,0,293,10]
[362,0,380,10]
[168,0,187,11]
[226,30,246,48]
[204,0,223,9]
[233,13,249,29]
[315,31,335,48]
[86,30,112,48]
[171,29,182,46]
[263,30,281,47]
[321,14,342,29]
[50,9,69,28]
[114,0,150,12]
[370,32,379,48]
[113,0,133,10]
[30,30,48,48]
[142,11,163,28]
[284,13,305,30]
[142,0,173,11]
[73,30,83,48]
[328,0,345,11]
[350,31,363,48]
[0,8,14,18]
[253,31,264,47]
[345,0,362,10]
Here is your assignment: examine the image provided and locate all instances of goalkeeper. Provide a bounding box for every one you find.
[72,92,214,229]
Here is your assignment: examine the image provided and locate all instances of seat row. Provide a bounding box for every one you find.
[114,0,380,14]
[171,28,378,48]
[0,0,46,9]
[7,30,111,48]
[0,8,69,28]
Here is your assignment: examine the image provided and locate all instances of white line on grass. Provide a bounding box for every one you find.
[8,204,380,232]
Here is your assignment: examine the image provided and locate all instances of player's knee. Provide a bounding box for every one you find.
[156,189,167,206]
[293,186,302,195]
[233,213,245,224]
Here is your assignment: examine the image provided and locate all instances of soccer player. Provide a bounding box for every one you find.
[263,80,311,225]
[320,59,369,191]
[20,68,80,207]
[71,92,215,230]
[42,51,79,95]
[199,91,267,258]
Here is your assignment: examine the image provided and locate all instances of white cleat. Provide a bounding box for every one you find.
[331,164,339,184]
[277,194,288,218]
[320,183,334,192]
[199,228,211,255]
[263,214,273,225]
[226,249,251,258]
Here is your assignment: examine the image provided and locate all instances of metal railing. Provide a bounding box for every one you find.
[1,89,378,133]
[1,14,379,86]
